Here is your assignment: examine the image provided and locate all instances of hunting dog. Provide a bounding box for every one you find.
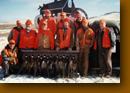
[41,55,47,77]
[23,55,34,77]
[68,56,77,78]
[17,55,28,75]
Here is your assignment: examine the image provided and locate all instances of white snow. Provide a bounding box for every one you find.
[0,36,8,54]
[0,29,11,34]
[0,66,120,83]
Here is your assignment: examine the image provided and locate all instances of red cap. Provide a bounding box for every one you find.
[9,40,15,44]
[63,18,70,26]
[82,19,88,25]
[77,13,82,17]
[25,19,32,25]
[60,12,66,16]
[16,20,22,24]
[42,21,47,25]
[63,18,70,23]
[99,19,106,23]
[45,9,51,14]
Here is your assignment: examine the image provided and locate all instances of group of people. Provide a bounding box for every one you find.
[1,9,116,78]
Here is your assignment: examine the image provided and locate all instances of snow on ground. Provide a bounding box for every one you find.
[0,29,11,34]
[0,36,8,54]
[0,67,120,83]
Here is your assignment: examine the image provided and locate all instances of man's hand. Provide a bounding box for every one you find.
[56,47,59,51]
[76,47,80,51]
[11,57,15,60]
[108,47,113,54]
[68,48,72,51]
[13,60,16,65]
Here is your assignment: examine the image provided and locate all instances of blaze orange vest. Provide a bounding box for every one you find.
[76,28,95,48]
[3,49,18,65]
[35,29,54,50]
[0,55,2,66]
[58,20,64,29]
[94,27,111,50]
[58,18,70,29]
[39,17,56,35]
[59,27,72,49]
[19,29,36,48]
[74,22,79,31]
[12,29,20,43]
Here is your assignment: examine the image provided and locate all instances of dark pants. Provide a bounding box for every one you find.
[1,61,19,76]
[98,51,112,75]
[78,48,89,77]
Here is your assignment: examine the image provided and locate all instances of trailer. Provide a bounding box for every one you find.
[21,50,79,62]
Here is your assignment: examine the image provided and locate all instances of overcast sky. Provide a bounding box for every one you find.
[0,0,120,23]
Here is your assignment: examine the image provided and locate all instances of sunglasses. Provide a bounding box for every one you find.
[9,43,15,45]
[42,24,47,26]
[17,23,21,25]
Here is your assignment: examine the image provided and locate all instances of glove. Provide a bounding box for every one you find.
[13,60,16,65]
[56,47,60,51]
[76,47,80,51]
[68,48,72,51]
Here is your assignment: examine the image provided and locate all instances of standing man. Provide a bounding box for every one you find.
[16,19,36,50]
[1,40,18,77]
[35,21,54,50]
[39,9,57,35]
[94,19,116,78]
[55,18,75,51]
[74,13,84,33]
[76,19,95,78]
[8,20,23,43]
[73,13,84,50]
[57,12,75,33]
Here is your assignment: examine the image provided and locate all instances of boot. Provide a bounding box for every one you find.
[3,61,10,78]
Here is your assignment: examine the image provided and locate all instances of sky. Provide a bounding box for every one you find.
[0,0,120,23]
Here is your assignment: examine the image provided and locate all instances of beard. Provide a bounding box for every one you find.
[45,16,50,19]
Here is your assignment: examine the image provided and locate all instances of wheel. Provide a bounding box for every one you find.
[34,15,43,29]
[76,8,88,19]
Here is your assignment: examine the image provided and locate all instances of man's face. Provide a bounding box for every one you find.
[82,22,88,28]
[99,22,106,30]
[26,24,32,31]
[42,24,47,31]
[45,13,50,19]
[77,16,82,22]
[9,43,15,50]
[64,21,69,28]
[60,15,65,20]
[17,23,22,29]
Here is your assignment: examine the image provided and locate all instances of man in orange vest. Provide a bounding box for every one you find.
[94,19,116,78]
[8,20,23,43]
[16,19,36,50]
[55,18,75,51]
[57,12,75,33]
[1,40,18,77]
[76,19,95,78]
[73,13,84,50]
[39,9,57,35]
[35,21,54,50]
[74,13,84,33]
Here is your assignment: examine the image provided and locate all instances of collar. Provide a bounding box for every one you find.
[25,29,32,32]
[82,27,88,32]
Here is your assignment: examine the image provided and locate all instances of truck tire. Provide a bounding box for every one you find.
[34,15,43,29]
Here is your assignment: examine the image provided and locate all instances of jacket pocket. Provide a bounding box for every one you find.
[86,40,91,43]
